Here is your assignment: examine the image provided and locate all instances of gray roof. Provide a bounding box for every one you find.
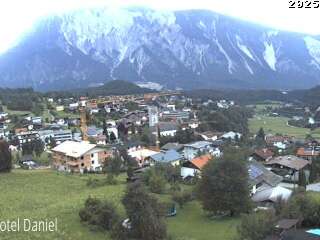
[158,122,178,132]
[248,161,283,187]
[151,149,183,163]
[184,141,212,149]
[251,186,292,203]
[265,155,309,171]
[161,142,184,151]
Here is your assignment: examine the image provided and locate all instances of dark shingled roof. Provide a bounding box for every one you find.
[248,161,283,187]
[275,219,299,230]
[161,142,184,151]
[265,155,309,171]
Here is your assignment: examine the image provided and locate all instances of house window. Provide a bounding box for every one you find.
[92,160,94,164]
[104,151,107,154]
[81,156,84,160]
[81,163,84,167]
[91,154,94,158]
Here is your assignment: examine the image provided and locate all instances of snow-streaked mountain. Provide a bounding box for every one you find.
[1,7,320,91]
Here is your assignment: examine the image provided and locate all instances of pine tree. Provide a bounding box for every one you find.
[255,128,266,146]
[109,132,117,143]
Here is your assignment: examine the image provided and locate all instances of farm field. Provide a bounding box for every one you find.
[0,170,238,240]
[249,116,317,139]
[249,103,320,139]
[2,105,32,116]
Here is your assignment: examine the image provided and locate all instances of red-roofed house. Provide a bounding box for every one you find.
[181,154,212,179]
[251,148,274,162]
[296,147,320,161]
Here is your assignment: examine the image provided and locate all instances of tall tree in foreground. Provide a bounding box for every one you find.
[197,148,251,216]
[0,140,12,172]
[122,182,167,240]
[104,151,122,184]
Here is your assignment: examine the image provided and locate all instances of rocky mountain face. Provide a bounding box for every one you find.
[1,7,320,91]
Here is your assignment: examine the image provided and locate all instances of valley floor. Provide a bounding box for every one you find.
[0,170,238,240]
[249,102,320,139]
[249,115,320,139]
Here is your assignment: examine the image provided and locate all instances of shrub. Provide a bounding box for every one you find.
[237,211,276,240]
[86,178,104,188]
[172,190,193,208]
[281,191,320,227]
[106,174,118,185]
[79,197,119,231]
[169,182,181,193]
[148,171,167,194]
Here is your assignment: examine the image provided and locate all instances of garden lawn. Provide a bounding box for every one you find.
[168,201,239,240]
[0,170,239,240]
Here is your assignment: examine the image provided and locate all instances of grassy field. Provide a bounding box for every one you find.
[249,103,320,139]
[167,202,238,240]
[52,110,80,119]
[249,116,312,138]
[249,101,282,114]
[2,105,32,116]
[0,170,238,240]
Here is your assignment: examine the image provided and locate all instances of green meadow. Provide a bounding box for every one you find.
[0,170,238,240]
[249,103,320,139]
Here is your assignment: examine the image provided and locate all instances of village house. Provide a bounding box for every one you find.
[150,149,184,166]
[31,116,43,125]
[161,142,184,152]
[15,131,40,147]
[0,112,8,119]
[181,154,212,179]
[161,110,190,121]
[183,141,220,160]
[55,105,64,112]
[128,147,159,167]
[126,140,144,153]
[248,161,291,204]
[265,135,292,150]
[221,131,242,141]
[296,146,320,161]
[15,127,29,134]
[0,128,5,139]
[217,99,234,109]
[52,141,111,172]
[200,131,224,142]
[251,148,274,162]
[187,119,199,129]
[264,155,310,183]
[38,129,73,146]
[152,122,179,137]
[69,102,79,110]
[249,161,283,195]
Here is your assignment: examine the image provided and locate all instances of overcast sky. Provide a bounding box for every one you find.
[0,0,319,53]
